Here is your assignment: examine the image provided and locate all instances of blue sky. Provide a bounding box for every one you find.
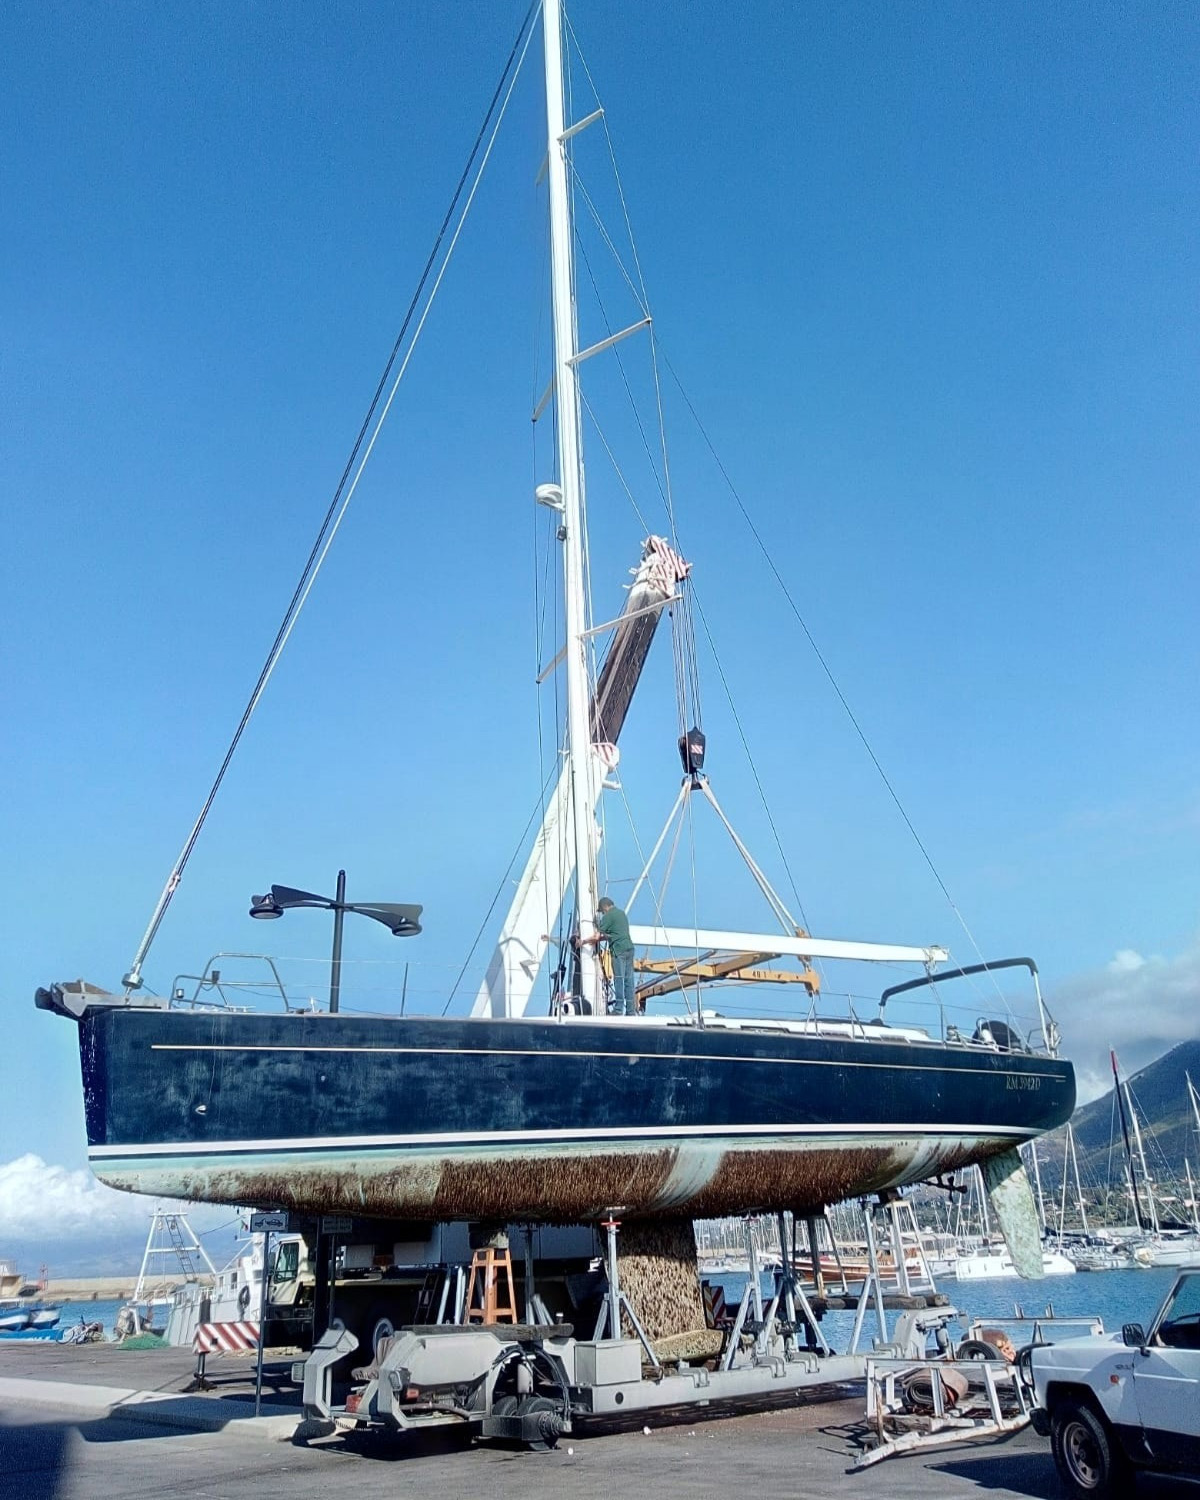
[2,0,1197,1271]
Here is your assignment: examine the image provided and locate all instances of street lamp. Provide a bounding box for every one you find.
[249,869,421,1014]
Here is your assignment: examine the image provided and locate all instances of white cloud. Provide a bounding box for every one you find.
[0,1155,237,1276]
[0,1154,151,1240]
[1052,938,1200,1103]
[1108,949,1147,973]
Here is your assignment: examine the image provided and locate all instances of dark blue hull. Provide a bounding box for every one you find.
[75,1003,1075,1221]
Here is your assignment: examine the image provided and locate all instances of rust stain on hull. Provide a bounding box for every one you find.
[101,1135,1017,1222]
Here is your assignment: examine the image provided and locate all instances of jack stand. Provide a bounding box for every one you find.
[721,1215,829,1371]
[185,1349,212,1392]
[849,1200,891,1353]
[882,1190,937,1299]
[592,1218,661,1371]
[757,1212,830,1358]
[746,1216,764,1325]
[721,1218,764,1370]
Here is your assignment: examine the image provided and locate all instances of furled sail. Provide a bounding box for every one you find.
[472,537,689,1019]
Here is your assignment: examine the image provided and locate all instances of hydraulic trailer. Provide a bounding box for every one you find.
[297,1321,872,1450]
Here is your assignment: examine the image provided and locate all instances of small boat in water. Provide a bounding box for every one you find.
[25,1305,62,1330]
[0,1307,32,1332]
[953,1242,1076,1280]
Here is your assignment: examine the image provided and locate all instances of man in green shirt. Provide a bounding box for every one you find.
[583,896,637,1015]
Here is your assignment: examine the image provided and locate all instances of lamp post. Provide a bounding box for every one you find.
[249,870,421,1014]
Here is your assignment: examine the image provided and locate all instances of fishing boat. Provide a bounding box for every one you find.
[37,1,1074,1237]
[0,1260,22,1302]
[25,1305,62,1330]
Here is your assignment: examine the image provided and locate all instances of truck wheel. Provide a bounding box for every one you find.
[364,1306,396,1365]
[1050,1398,1128,1499]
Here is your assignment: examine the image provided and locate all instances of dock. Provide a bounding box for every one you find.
[0,1338,1060,1500]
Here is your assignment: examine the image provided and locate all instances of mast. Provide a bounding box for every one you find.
[1127,1081,1159,1233]
[542,0,599,1004]
[472,541,687,1018]
[1028,1139,1047,1232]
[1112,1049,1147,1231]
[1069,1123,1090,1236]
[1184,1076,1200,1231]
[1189,1072,1200,1149]
[976,1165,991,1239]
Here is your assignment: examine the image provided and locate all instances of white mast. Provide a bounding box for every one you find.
[1057,1132,1070,1241]
[1069,1124,1090,1236]
[542,0,600,1006]
[1189,1072,1200,1148]
[1126,1082,1160,1234]
[1028,1139,1047,1231]
[1187,1074,1200,1233]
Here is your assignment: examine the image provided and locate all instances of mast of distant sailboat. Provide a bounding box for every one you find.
[1111,1049,1150,1231]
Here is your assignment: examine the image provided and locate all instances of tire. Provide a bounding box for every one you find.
[516,1394,565,1451]
[1050,1398,1129,1499]
[363,1305,397,1365]
[956,1338,1004,1361]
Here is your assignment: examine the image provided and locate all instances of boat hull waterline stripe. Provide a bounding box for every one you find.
[89,1121,1033,1160]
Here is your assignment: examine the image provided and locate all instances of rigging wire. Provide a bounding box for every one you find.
[566,30,704,728]
[567,18,992,1001]
[122,3,540,989]
[688,586,812,934]
[655,341,1004,991]
[573,233,694,740]
[442,768,560,1017]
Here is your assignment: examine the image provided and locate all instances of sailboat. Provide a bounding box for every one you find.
[1111,1051,1200,1270]
[37,1,1074,1237]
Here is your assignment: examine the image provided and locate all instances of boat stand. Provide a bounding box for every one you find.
[720,1214,830,1370]
[848,1195,942,1354]
[592,1218,661,1371]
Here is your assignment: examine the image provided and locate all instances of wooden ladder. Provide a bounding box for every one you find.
[464,1247,518,1324]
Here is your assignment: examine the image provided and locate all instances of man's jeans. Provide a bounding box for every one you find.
[611,948,636,1015]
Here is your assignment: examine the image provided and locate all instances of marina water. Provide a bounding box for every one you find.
[712,1265,1180,1350]
[9,1268,1180,1351]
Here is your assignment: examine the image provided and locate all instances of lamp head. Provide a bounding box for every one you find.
[249,892,284,920]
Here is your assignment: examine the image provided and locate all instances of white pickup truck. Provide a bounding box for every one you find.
[1027,1270,1200,1497]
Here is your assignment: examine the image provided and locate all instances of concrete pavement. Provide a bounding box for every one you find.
[1,1342,1192,1499]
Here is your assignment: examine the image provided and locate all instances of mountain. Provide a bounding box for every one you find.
[1035,1038,1200,1223]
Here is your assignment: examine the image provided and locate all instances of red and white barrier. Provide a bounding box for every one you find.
[701,1281,729,1329]
[193,1320,260,1354]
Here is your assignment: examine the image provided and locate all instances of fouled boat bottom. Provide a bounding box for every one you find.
[614,1218,708,1342]
[93,1133,1005,1222]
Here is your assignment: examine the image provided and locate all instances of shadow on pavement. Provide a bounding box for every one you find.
[0,1391,291,1500]
[933,1446,1195,1497]
[931,1448,1059,1496]
[0,1417,74,1500]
